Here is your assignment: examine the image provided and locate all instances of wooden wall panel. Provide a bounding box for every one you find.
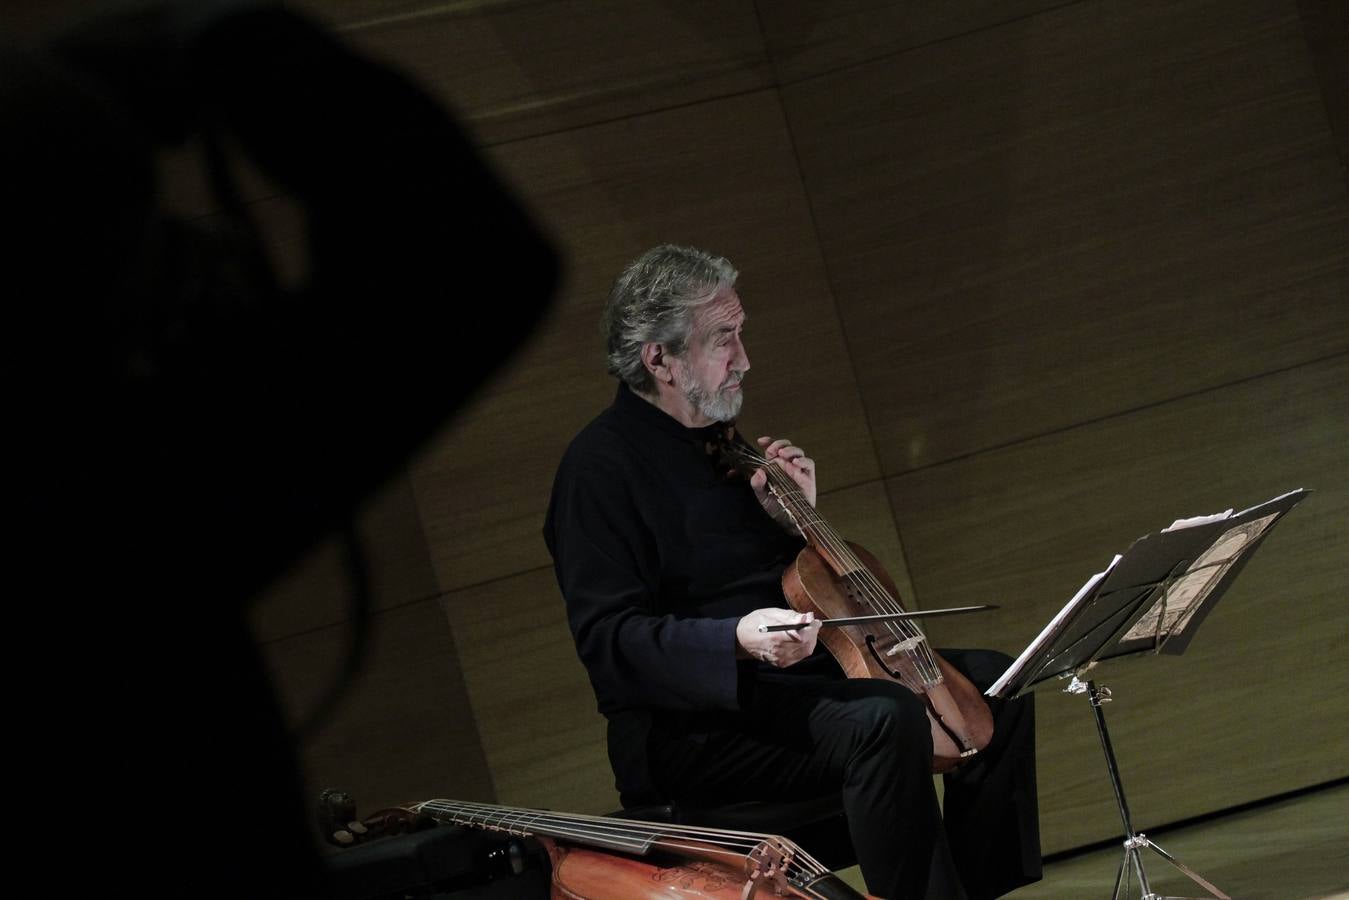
[324,0,773,145]
[261,597,496,812]
[284,0,439,28]
[1296,0,1349,175]
[756,0,1067,83]
[782,0,1349,475]
[888,354,1349,852]
[410,90,879,594]
[820,481,917,606]
[441,567,617,813]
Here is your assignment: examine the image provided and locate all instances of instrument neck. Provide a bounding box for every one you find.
[415,799,655,855]
[759,463,862,576]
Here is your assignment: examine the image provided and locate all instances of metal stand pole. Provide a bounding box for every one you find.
[1076,679,1230,900]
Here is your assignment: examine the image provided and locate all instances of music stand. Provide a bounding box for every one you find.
[988,489,1309,900]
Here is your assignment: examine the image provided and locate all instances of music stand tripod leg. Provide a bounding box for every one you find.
[1084,680,1229,900]
[1133,836,1231,900]
[1111,847,1131,900]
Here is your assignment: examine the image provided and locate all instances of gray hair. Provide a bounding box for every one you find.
[602,244,739,394]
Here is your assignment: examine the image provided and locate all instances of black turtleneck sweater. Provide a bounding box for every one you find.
[544,383,834,799]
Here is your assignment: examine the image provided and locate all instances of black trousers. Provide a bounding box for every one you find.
[644,649,1040,900]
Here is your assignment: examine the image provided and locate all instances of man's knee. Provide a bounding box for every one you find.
[844,684,931,755]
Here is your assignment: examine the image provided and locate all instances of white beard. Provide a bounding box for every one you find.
[679,370,744,423]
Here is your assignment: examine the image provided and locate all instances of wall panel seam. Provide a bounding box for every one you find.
[768,0,1088,90]
[765,83,913,603]
[887,347,1349,480]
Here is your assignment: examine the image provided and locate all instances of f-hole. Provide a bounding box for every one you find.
[865,634,904,679]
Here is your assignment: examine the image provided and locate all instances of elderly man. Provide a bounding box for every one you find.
[545,245,1040,899]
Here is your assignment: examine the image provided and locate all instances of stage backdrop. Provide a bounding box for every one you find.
[114,0,1348,857]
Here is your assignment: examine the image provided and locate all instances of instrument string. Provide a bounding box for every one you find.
[414,798,832,882]
[770,470,942,688]
[731,443,942,687]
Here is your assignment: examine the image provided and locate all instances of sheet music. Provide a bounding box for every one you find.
[1161,509,1232,532]
[986,554,1121,698]
[1122,511,1280,642]
[987,488,1307,698]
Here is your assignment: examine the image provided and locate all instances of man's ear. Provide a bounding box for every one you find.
[642,342,674,385]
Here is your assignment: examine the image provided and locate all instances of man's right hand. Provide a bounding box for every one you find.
[736,608,820,667]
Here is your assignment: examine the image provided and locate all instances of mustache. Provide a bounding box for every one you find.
[722,372,745,389]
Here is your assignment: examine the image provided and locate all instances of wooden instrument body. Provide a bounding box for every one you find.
[783,540,994,773]
[542,838,874,899]
[544,840,753,899]
[348,794,878,900]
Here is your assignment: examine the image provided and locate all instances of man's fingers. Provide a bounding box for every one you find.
[779,612,817,644]
[760,442,813,482]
